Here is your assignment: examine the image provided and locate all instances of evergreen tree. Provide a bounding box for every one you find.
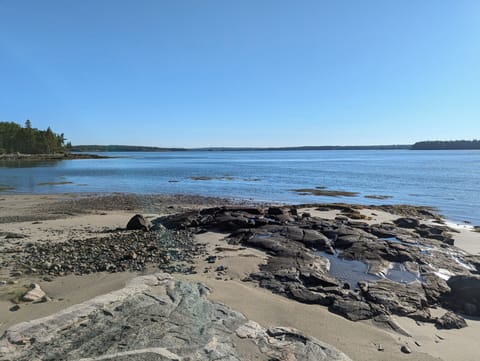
[0,120,69,154]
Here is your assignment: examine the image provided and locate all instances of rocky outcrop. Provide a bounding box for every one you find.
[0,273,351,361]
[158,205,477,324]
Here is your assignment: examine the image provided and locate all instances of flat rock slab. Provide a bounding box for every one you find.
[0,273,351,361]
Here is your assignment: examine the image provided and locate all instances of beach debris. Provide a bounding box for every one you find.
[126,214,152,231]
[400,345,412,354]
[22,283,46,302]
[9,305,20,312]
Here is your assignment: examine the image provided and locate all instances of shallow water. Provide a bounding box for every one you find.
[318,251,422,287]
[318,252,381,287]
[1,149,479,224]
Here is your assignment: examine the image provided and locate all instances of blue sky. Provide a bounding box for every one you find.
[1,0,479,147]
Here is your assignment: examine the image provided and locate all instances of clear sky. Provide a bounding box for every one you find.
[1,0,479,147]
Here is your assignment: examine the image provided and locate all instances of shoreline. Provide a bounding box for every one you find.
[1,193,480,360]
[0,153,112,161]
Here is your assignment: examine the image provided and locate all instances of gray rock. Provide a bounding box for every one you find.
[22,284,46,302]
[329,299,374,321]
[435,311,467,329]
[0,274,351,361]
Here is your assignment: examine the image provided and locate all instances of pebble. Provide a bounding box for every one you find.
[401,345,412,354]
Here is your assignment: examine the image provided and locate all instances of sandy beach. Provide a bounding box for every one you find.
[1,193,480,360]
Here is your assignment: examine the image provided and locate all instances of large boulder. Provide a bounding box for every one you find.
[445,275,480,316]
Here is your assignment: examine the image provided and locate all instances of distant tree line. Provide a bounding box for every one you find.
[71,145,185,152]
[411,140,480,150]
[0,120,71,154]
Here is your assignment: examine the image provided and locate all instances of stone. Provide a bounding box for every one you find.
[0,274,352,361]
[394,218,420,229]
[401,345,412,354]
[445,275,480,316]
[329,299,374,321]
[126,214,152,231]
[22,284,46,302]
[435,311,467,329]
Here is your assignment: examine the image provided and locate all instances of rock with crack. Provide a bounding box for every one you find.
[0,273,351,361]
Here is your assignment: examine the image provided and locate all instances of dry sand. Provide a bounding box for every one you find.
[1,194,480,360]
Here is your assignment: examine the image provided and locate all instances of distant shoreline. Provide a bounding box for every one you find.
[0,153,112,161]
[71,142,480,152]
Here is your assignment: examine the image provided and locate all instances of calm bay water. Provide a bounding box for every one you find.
[1,150,479,224]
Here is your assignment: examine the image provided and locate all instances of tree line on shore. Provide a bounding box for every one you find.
[0,120,71,154]
[1,120,479,153]
[411,140,480,150]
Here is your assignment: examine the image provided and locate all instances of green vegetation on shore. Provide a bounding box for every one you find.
[0,120,70,154]
[72,145,186,152]
[412,140,480,150]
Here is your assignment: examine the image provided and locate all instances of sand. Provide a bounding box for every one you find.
[1,194,480,360]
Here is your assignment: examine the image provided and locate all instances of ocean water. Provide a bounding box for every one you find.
[0,150,479,224]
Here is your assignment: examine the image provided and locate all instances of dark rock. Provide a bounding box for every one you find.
[151,206,477,325]
[435,311,467,329]
[267,207,285,215]
[126,214,152,231]
[394,218,420,228]
[445,275,480,316]
[364,280,428,317]
[329,299,375,321]
[401,345,412,354]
